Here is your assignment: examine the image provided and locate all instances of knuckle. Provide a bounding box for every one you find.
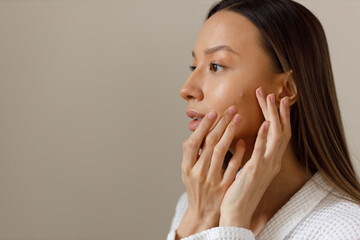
[281,109,289,117]
[248,165,258,178]
[214,143,226,154]
[206,134,218,146]
[188,139,197,148]
[260,131,268,139]
[182,141,187,151]
[273,161,282,173]
[227,121,236,130]
[192,167,206,183]
[254,143,265,153]
[183,139,196,150]
[284,131,292,141]
[226,160,238,170]
[246,162,256,172]
[260,127,268,138]
[208,176,221,187]
[181,162,191,175]
[272,134,282,143]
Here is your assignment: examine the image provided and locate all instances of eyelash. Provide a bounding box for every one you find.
[189,63,225,72]
[189,65,196,71]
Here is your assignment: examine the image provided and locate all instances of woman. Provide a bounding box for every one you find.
[167,0,360,239]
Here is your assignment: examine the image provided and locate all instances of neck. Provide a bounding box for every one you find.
[230,139,311,236]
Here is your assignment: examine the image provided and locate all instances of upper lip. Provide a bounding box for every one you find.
[186,110,206,119]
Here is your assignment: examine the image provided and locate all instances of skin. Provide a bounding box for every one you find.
[177,10,310,238]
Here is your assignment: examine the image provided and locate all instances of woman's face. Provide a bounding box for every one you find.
[180,10,284,153]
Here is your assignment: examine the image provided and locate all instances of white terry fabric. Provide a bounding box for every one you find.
[166,172,360,239]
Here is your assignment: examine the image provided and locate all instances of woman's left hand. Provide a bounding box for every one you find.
[219,87,291,229]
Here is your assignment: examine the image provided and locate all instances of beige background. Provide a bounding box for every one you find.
[0,0,359,239]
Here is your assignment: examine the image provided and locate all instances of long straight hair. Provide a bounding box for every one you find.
[208,0,360,204]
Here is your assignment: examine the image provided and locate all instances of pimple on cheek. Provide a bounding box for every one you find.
[238,91,245,98]
[235,91,246,104]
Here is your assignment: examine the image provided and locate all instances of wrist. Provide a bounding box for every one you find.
[176,209,219,238]
[219,211,250,229]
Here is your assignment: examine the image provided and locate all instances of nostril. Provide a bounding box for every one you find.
[179,84,203,101]
[187,95,194,100]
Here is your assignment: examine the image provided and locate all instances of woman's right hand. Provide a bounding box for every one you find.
[176,105,246,239]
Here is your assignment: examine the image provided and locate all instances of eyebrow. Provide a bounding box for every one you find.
[192,45,240,58]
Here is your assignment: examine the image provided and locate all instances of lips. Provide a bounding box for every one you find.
[186,110,206,120]
[186,110,206,131]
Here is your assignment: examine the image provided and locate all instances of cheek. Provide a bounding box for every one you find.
[234,90,264,139]
[204,77,265,139]
[205,83,234,111]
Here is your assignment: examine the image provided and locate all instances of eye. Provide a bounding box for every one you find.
[210,63,224,72]
[189,65,196,72]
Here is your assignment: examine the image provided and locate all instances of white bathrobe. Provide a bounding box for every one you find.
[166,171,360,239]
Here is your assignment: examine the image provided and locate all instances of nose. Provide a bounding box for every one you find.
[179,72,204,101]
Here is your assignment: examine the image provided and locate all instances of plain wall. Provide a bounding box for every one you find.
[0,0,359,239]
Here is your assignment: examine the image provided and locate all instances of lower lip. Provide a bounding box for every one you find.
[189,119,202,131]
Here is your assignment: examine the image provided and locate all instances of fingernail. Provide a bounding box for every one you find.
[257,87,264,96]
[269,94,275,103]
[232,114,242,124]
[207,110,217,120]
[237,139,244,147]
[264,121,271,131]
[228,105,237,114]
[283,98,289,107]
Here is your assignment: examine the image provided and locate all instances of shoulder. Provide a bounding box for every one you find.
[316,192,360,226]
[309,172,360,225]
[294,190,360,239]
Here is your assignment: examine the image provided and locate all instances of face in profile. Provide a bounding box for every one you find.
[179,10,286,153]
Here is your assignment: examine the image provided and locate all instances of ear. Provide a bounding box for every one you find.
[276,70,297,106]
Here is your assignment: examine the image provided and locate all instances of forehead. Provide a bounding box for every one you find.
[193,10,262,56]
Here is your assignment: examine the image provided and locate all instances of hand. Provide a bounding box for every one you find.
[176,105,246,238]
[219,87,291,229]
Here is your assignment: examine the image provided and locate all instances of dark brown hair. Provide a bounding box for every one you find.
[208,0,360,203]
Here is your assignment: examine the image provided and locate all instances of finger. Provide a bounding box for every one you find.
[256,87,269,121]
[208,114,242,180]
[195,105,238,174]
[278,97,291,153]
[264,93,282,156]
[182,110,218,170]
[267,93,281,132]
[222,139,245,184]
[208,105,237,134]
[251,121,271,161]
[279,97,291,133]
